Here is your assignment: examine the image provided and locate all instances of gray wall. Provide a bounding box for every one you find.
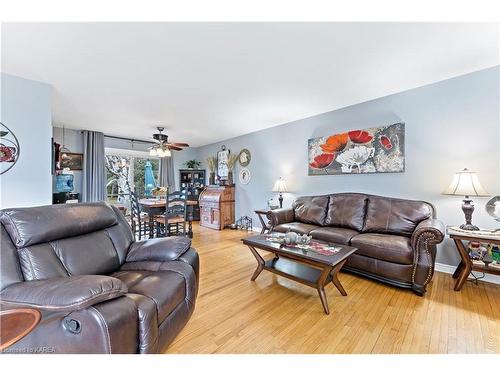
[52,127,83,196]
[1,73,52,208]
[192,67,500,267]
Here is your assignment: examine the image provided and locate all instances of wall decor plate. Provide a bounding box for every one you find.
[308,122,405,175]
[0,122,20,175]
[239,168,251,185]
[238,148,251,167]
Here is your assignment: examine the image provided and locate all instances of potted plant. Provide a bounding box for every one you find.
[206,156,217,185]
[185,159,201,169]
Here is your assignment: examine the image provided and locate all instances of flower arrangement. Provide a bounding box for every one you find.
[227,154,238,171]
[206,156,217,172]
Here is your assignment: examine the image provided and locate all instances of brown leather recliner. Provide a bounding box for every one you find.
[268,193,445,295]
[0,202,199,353]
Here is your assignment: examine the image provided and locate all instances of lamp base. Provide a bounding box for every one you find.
[459,223,480,231]
[460,198,479,231]
[278,193,283,209]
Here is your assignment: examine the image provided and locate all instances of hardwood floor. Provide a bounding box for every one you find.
[166,224,500,354]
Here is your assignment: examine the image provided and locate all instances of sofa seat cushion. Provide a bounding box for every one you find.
[273,222,319,235]
[111,270,185,324]
[350,233,413,265]
[309,227,359,245]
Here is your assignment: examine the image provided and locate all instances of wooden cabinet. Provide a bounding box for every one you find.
[199,186,235,230]
[179,169,206,221]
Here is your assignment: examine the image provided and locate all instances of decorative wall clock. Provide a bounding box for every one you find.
[238,148,251,167]
[239,168,251,185]
[0,122,20,175]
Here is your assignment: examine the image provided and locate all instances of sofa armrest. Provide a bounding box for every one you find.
[410,218,445,294]
[126,237,191,262]
[411,218,445,248]
[268,208,294,228]
[0,275,127,312]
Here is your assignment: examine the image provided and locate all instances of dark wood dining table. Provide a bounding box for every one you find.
[139,198,198,238]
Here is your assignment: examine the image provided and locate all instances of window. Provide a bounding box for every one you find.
[105,148,159,204]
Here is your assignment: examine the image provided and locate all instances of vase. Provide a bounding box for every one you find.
[209,172,216,185]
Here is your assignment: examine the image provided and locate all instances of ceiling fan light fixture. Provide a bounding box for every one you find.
[149,126,187,157]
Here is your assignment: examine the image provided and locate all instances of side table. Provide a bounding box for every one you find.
[254,209,271,234]
[448,228,500,291]
[0,308,41,351]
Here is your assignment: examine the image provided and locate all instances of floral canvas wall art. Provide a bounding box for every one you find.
[308,122,405,175]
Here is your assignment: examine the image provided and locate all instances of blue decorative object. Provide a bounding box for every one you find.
[55,174,74,193]
[144,160,156,197]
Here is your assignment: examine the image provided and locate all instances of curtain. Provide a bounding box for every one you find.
[82,130,106,202]
[159,154,175,190]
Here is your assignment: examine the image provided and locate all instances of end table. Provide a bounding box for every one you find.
[448,227,500,291]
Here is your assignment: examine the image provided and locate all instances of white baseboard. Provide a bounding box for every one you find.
[435,262,500,285]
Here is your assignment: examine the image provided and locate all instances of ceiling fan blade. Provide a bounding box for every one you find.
[171,142,189,147]
[168,145,183,151]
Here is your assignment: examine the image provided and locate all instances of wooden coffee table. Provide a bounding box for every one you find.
[242,234,357,314]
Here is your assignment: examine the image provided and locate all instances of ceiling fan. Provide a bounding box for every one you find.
[149,127,189,157]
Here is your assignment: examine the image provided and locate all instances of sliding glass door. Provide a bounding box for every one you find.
[105,148,159,205]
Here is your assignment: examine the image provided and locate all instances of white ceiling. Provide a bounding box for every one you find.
[2,23,499,147]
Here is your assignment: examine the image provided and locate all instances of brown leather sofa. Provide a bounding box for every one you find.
[0,202,199,353]
[268,193,445,295]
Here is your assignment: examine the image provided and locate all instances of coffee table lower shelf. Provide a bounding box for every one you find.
[264,257,330,287]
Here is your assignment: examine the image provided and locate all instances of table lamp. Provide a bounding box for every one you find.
[443,168,489,231]
[272,177,288,208]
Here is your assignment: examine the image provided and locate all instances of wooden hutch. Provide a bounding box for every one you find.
[199,185,235,230]
[179,169,206,221]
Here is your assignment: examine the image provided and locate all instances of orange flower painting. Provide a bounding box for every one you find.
[308,123,405,175]
[320,133,348,154]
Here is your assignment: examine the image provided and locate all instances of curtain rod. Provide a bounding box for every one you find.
[103,134,155,145]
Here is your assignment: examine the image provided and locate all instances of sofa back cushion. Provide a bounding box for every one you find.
[0,224,24,291]
[293,196,329,225]
[0,202,131,281]
[324,193,367,231]
[363,196,434,236]
[51,231,121,276]
[0,202,118,248]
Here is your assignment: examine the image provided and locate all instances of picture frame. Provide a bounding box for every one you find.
[238,148,251,167]
[60,152,84,170]
[308,122,405,175]
[217,146,230,179]
[239,168,251,185]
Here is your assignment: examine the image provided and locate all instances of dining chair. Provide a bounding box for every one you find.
[129,189,151,240]
[153,190,187,237]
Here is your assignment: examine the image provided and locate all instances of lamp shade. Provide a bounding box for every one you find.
[272,177,288,193]
[443,168,489,197]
